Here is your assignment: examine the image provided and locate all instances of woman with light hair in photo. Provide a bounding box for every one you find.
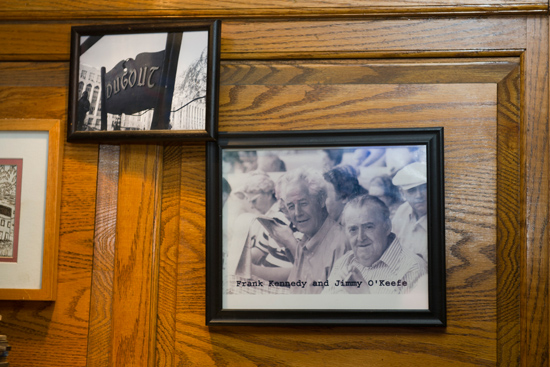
[235,171,295,284]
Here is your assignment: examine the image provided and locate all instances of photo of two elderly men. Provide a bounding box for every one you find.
[221,144,431,310]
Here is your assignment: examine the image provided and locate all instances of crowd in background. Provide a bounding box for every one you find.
[222,145,429,295]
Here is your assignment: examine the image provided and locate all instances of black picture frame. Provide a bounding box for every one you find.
[67,20,220,143]
[206,128,445,326]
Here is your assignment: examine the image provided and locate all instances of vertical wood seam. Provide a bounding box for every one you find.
[87,144,120,367]
[521,15,549,367]
[148,145,164,367]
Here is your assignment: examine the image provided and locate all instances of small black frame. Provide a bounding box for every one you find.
[206,128,446,326]
[68,20,220,143]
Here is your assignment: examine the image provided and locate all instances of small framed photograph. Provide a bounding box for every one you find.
[0,158,22,263]
[206,128,445,325]
[68,20,221,143]
[0,119,63,301]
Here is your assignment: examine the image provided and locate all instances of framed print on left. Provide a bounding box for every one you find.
[0,119,63,301]
[0,158,22,263]
[67,20,221,143]
[206,128,445,325]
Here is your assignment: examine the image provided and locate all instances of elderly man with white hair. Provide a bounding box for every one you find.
[323,194,427,295]
[276,167,347,294]
[391,161,428,262]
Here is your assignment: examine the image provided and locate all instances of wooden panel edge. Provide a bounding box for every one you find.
[221,58,520,85]
[111,144,163,366]
[496,66,521,366]
[149,146,164,367]
[0,5,546,21]
[520,15,549,367]
[87,144,120,367]
[155,146,182,367]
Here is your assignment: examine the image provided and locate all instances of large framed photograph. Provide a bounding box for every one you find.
[206,128,445,325]
[0,119,63,301]
[68,20,221,143]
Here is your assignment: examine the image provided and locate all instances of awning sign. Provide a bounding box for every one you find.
[104,50,165,115]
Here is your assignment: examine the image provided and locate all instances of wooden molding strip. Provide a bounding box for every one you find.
[87,145,120,367]
[520,15,549,367]
[0,4,546,20]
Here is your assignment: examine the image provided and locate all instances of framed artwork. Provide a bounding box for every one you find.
[67,20,221,143]
[206,128,445,325]
[0,159,22,263]
[0,119,63,301]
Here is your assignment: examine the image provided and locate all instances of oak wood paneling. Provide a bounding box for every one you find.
[219,82,498,131]
[0,1,545,20]
[221,18,527,59]
[0,61,97,366]
[111,144,162,367]
[0,62,68,86]
[0,13,547,367]
[156,146,183,367]
[87,145,120,367]
[220,59,520,85]
[496,66,521,366]
[0,18,527,61]
[175,144,208,367]
[520,16,549,367]
[173,61,501,365]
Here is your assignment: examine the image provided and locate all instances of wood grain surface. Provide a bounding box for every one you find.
[0,13,547,367]
[87,145,120,367]
[188,73,500,366]
[496,66,521,367]
[520,16,549,367]
[0,1,545,20]
[221,18,527,59]
[155,146,183,367]
[0,18,527,61]
[111,144,162,367]
[220,59,520,85]
[0,61,97,366]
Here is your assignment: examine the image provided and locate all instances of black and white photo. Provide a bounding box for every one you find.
[68,21,220,143]
[0,159,22,263]
[206,129,446,325]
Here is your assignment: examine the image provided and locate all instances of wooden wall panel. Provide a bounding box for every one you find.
[179,78,499,366]
[175,144,208,367]
[0,61,96,366]
[520,16,549,367]
[220,59,521,85]
[0,0,545,20]
[0,18,527,61]
[496,66,521,367]
[111,145,162,367]
[0,13,546,367]
[87,145,120,367]
[156,146,183,367]
[221,19,527,59]
[219,83,496,130]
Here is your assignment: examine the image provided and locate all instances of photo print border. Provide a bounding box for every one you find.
[206,128,446,326]
[67,20,221,143]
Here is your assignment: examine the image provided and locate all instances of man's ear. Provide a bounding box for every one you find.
[384,218,392,235]
[317,190,327,208]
